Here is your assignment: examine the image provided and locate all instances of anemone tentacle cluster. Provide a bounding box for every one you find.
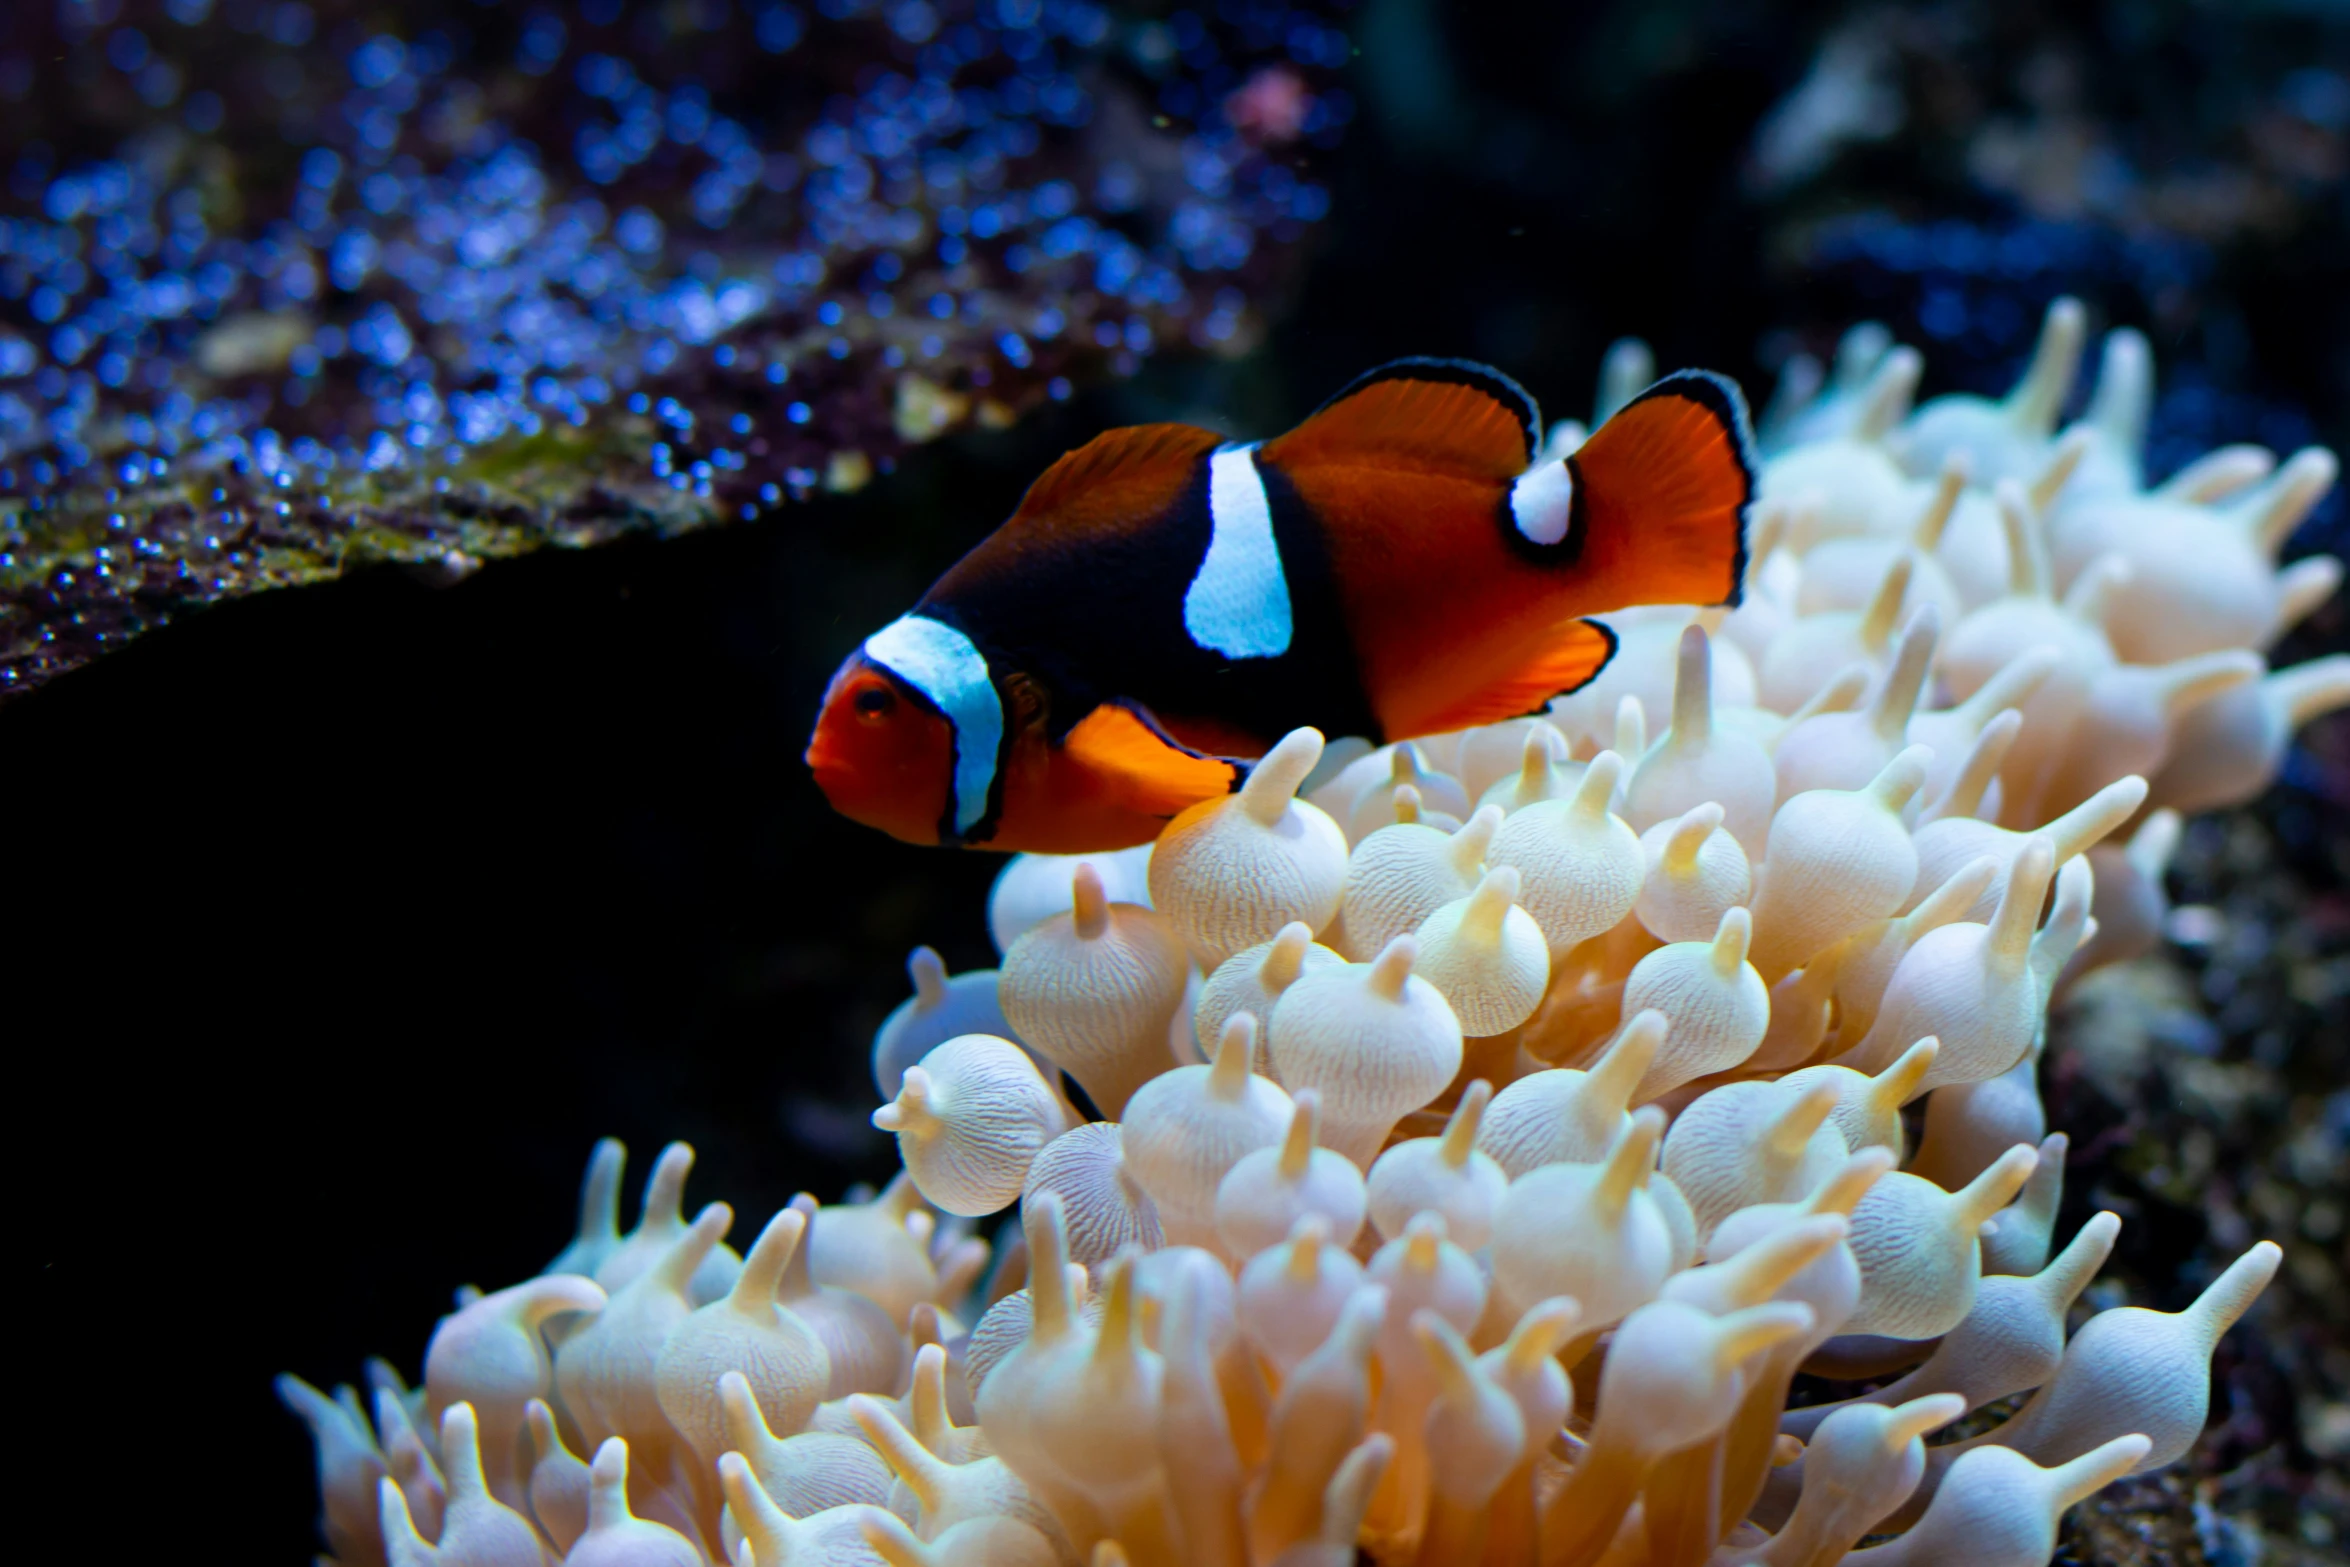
[287,303,2344,1567]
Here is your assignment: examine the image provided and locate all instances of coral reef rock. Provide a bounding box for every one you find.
[0,0,1350,694]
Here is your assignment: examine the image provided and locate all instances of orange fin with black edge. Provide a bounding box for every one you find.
[1261,358,1540,484]
[1403,619,1620,737]
[1567,369,1756,608]
[1062,700,1245,817]
[1005,422,1227,535]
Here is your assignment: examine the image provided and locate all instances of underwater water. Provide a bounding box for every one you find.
[7,2,2347,1563]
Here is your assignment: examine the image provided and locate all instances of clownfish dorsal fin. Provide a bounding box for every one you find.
[1262,357,1541,483]
[1063,700,1246,818]
[1407,618,1619,736]
[1564,369,1758,608]
[1008,422,1229,534]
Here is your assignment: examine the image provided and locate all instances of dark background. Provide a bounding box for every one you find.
[8,1,2346,1556]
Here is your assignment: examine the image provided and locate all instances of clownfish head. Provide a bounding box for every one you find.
[806,652,953,845]
[806,615,1005,847]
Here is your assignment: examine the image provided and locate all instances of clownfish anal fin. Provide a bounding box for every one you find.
[1263,358,1540,483]
[1009,422,1229,532]
[1063,700,1245,818]
[1406,618,1619,737]
[1568,369,1757,607]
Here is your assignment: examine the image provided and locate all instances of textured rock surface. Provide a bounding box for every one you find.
[0,0,1346,692]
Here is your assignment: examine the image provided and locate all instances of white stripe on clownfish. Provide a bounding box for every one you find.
[1183,441,1294,660]
[863,613,1003,837]
[1509,458,1576,547]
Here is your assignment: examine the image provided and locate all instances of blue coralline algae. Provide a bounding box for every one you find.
[0,0,1353,694]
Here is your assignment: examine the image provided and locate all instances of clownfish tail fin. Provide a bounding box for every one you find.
[1506,368,1757,609]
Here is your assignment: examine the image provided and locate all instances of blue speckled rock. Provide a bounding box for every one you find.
[0,0,1353,692]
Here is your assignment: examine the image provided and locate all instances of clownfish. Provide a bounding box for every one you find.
[808,357,1755,853]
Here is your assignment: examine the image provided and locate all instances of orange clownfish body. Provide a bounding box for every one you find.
[808,358,1757,853]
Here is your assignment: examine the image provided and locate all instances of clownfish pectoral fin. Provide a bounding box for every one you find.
[1062,700,1246,818]
[1006,422,1229,534]
[1261,358,1541,483]
[1405,618,1620,736]
[1567,369,1758,607]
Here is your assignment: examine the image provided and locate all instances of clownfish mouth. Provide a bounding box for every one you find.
[803,740,863,817]
[807,757,926,844]
[802,666,960,847]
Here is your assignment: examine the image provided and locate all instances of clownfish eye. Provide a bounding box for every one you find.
[853,684,897,719]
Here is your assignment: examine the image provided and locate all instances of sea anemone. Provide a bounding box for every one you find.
[283,301,2344,1567]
